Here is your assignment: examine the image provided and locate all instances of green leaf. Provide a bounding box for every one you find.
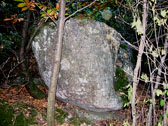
[17,3,26,8]
[154,16,162,26]
[156,89,163,96]
[128,87,132,102]
[161,49,165,55]
[154,16,158,21]
[14,0,24,2]
[152,50,158,57]
[161,10,167,18]
[166,91,168,96]
[122,120,130,126]
[47,9,52,14]
[158,122,162,126]
[163,19,167,24]
[160,99,165,107]
[131,17,143,35]
[141,74,149,83]
[159,115,164,121]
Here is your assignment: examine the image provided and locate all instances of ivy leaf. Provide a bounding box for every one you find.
[160,99,165,107]
[161,10,167,18]
[156,89,163,96]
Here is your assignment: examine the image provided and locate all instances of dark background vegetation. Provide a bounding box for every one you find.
[0,0,135,87]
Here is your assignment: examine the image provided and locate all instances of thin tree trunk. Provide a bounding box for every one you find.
[20,11,30,76]
[47,0,66,126]
[132,0,148,125]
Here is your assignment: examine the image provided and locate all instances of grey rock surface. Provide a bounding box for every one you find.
[32,19,133,112]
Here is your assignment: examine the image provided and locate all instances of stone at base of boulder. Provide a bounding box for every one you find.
[56,96,122,112]
[75,108,125,122]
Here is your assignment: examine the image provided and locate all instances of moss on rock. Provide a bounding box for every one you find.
[114,67,130,105]
[114,66,128,91]
[25,81,46,99]
[120,43,128,51]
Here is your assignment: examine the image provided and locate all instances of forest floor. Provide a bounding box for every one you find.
[0,53,163,126]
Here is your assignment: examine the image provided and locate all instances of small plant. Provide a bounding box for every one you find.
[122,120,130,126]
[55,108,68,124]
[123,84,132,107]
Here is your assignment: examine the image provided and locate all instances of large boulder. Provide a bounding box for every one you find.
[32,19,132,112]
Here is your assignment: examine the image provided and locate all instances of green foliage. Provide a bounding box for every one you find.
[156,89,163,96]
[141,73,149,83]
[67,1,135,42]
[131,17,143,35]
[55,108,68,124]
[13,103,38,125]
[14,0,24,2]
[122,120,130,126]
[0,100,40,126]
[0,31,21,49]
[160,99,164,107]
[123,84,133,107]
[69,117,90,126]
[54,108,90,125]
[155,85,168,108]
[0,101,14,126]
[14,112,28,126]
[114,66,133,107]
[120,43,128,51]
